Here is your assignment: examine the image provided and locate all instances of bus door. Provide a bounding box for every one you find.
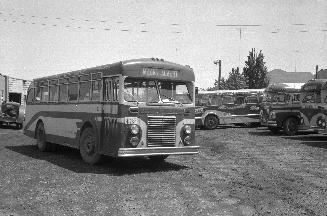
[101,76,121,154]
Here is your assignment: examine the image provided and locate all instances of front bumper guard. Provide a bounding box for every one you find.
[118,146,200,157]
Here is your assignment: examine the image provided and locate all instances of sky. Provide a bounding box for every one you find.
[0,0,326,89]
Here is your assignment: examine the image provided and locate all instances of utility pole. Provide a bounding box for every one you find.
[214,60,221,90]
[316,65,319,79]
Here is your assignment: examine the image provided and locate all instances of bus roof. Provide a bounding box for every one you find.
[301,79,327,92]
[33,58,195,82]
[265,84,301,93]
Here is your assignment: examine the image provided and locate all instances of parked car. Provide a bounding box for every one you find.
[0,102,24,129]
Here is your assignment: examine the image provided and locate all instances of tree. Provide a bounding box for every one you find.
[243,48,269,88]
[225,67,246,90]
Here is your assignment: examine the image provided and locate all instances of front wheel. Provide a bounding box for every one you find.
[204,115,219,130]
[36,122,51,152]
[283,117,298,136]
[79,127,102,165]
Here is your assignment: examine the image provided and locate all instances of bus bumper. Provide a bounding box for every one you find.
[118,146,200,157]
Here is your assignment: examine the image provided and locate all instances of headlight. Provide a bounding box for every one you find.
[130,124,139,135]
[184,125,192,134]
[130,136,140,147]
[269,111,276,120]
[183,136,191,145]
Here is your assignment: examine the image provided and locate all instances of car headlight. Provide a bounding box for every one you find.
[269,111,276,120]
[184,125,192,134]
[183,136,191,145]
[130,136,140,147]
[130,124,139,135]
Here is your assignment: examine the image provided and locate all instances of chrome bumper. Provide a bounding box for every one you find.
[118,146,200,157]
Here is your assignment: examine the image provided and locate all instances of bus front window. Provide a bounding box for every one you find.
[124,78,192,104]
[124,79,159,103]
[158,81,192,104]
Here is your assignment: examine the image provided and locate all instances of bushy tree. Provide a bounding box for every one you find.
[243,48,269,88]
[225,67,246,90]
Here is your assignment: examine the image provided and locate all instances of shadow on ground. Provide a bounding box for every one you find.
[6,145,189,175]
[281,134,327,149]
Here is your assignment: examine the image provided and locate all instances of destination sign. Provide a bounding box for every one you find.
[142,68,179,78]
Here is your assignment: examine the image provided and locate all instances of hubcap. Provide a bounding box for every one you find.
[85,134,95,154]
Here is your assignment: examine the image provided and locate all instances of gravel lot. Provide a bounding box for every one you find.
[1,125,327,216]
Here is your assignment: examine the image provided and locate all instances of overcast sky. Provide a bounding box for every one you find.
[0,0,326,88]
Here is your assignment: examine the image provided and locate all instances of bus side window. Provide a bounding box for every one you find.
[104,79,112,101]
[68,83,78,101]
[59,84,68,102]
[79,81,91,101]
[41,86,49,102]
[35,86,41,102]
[113,79,119,101]
[49,85,58,102]
[26,88,34,103]
[91,80,101,101]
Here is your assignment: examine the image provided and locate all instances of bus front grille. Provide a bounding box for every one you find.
[147,116,176,147]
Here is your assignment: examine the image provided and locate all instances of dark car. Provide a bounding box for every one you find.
[0,102,24,129]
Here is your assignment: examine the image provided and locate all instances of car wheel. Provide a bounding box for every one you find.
[283,117,298,136]
[204,115,219,130]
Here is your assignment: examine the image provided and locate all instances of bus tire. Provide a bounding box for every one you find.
[283,117,298,136]
[204,115,219,130]
[79,127,102,165]
[268,126,280,134]
[35,122,51,152]
[148,155,168,163]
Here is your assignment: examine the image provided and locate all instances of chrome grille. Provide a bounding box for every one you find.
[147,116,176,147]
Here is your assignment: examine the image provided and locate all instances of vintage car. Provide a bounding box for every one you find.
[0,102,24,129]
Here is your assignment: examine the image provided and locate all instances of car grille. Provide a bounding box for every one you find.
[147,116,176,147]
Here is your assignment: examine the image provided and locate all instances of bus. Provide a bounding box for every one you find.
[195,89,264,129]
[260,83,302,135]
[23,58,199,164]
[299,79,327,132]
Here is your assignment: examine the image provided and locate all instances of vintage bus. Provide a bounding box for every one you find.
[260,83,302,135]
[299,79,327,132]
[23,58,199,164]
[195,89,264,129]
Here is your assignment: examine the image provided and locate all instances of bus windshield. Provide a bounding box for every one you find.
[124,78,193,104]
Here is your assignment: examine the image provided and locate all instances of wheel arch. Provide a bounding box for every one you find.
[202,110,220,125]
[77,120,100,149]
[34,119,44,138]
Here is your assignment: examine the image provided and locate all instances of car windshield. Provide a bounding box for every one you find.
[124,78,193,104]
[265,92,286,103]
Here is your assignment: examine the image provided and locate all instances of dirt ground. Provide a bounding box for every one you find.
[1,125,327,216]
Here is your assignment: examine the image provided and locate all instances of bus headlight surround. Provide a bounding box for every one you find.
[130,124,139,135]
[184,125,192,134]
[130,136,140,147]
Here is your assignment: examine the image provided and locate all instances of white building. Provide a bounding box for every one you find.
[0,74,31,105]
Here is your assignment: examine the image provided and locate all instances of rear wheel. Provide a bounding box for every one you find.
[204,115,219,130]
[283,117,298,136]
[36,122,51,152]
[79,127,102,165]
